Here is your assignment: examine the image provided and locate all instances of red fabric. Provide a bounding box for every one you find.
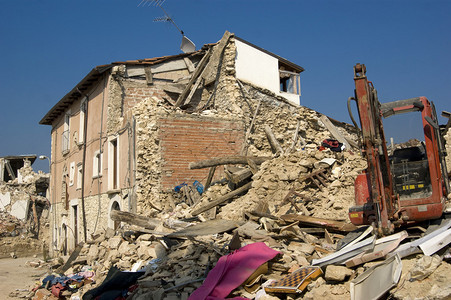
[188,242,281,300]
[51,283,65,297]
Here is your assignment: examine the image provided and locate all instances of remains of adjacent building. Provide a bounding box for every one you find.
[0,155,50,258]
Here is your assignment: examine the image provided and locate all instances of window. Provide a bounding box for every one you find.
[108,137,119,190]
[79,98,87,145]
[279,70,301,95]
[76,163,83,189]
[62,111,71,154]
[93,150,102,178]
[69,162,75,186]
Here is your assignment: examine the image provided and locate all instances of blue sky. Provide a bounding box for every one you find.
[1,0,450,172]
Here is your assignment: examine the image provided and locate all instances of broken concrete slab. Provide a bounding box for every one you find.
[10,199,29,220]
[0,192,11,210]
[345,231,408,267]
[312,235,376,267]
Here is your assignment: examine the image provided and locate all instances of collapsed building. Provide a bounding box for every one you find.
[39,31,357,256]
[20,31,450,300]
[0,155,50,257]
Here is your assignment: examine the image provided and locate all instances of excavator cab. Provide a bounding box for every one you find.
[348,64,449,234]
[390,145,433,201]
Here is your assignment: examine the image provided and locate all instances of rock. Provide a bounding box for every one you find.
[409,254,442,281]
[392,260,451,300]
[288,242,315,255]
[108,236,122,249]
[325,265,353,282]
[87,245,99,262]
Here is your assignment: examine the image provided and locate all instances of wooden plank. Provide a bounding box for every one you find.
[110,210,160,230]
[204,166,216,190]
[281,214,358,232]
[183,72,204,106]
[167,219,242,237]
[144,66,153,85]
[246,158,259,174]
[183,57,196,73]
[175,48,212,107]
[264,125,283,155]
[151,59,187,73]
[189,156,270,170]
[240,98,262,155]
[5,161,15,180]
[191,182,252,216]
[319,115,355,149]
[286,120,300,154]
[230,168,253,184]
[202,31,232,85]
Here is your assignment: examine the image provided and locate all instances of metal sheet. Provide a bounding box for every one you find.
[311,235,375,267]
[419,228,451,256]
[350,254,402,300]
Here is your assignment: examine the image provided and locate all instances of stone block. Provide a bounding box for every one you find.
[325,265,353,282]
[87,245,99,262]
[137,234,153,241]
[108,236,122,249]
[118,240,130,254]
[288,242,315,255]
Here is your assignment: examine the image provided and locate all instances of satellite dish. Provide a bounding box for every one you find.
[181,35,196,53]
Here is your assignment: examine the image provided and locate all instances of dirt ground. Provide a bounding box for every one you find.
[0,255,48,299]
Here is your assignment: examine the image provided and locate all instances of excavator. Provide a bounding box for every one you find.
[347,63,450,235]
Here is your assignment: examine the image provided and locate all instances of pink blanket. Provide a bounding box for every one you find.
[189,242,281,300]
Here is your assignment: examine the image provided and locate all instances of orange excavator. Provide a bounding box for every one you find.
[347,63,449,235]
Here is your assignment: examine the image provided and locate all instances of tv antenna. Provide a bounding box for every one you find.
[139,0,196,53]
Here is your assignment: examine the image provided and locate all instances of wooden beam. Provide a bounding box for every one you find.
[183,57,196,73]
[320,115,356,149]
[204,166,216,190]
[281,214,358,232]
[240,98,262,155]
[191,182,252,216]
[110,210,160,230]
[229,168,253,184]
[189,156,271,170]
[175,48,212,107]
[264,125,283,155]
[286,119,300,154]
[144,66,153,85]
[167,219,241,237]
[202,31,232,85]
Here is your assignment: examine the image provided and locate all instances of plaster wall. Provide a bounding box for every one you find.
[235,39,300,105]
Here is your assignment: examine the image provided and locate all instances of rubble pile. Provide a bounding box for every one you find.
[0,211,24,237]
[215,148,366,222]
[24,214,451,300]
[0,160,50,258]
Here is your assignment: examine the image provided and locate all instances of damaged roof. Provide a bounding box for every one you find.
[39,50,206,126]
[39,34,305,126]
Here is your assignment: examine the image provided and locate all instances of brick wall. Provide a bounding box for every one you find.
[123,86,169,115]
[159,115,244,190]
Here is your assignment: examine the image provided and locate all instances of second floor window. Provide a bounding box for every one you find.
[93,150,102,178]
[280,70,301,95]
[62,111,71,154]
